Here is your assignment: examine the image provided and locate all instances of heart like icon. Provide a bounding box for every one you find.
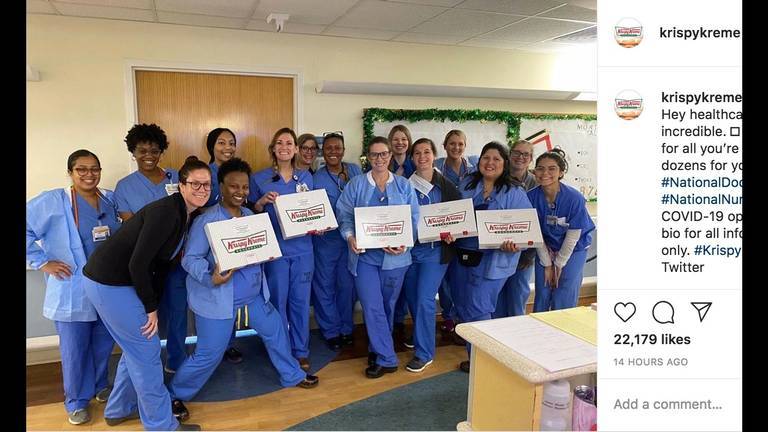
[614,302,636,323]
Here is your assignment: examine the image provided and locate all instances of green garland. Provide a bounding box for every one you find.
[360,108,597,164]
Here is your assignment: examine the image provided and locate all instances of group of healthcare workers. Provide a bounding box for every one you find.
[27,121,593,430]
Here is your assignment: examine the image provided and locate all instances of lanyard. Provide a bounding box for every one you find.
[70,187,104,228]
[325,164,348,191]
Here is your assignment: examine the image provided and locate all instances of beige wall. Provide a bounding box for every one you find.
[27,14,596,199]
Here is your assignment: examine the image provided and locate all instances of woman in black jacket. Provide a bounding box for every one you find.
[82,156,210,431]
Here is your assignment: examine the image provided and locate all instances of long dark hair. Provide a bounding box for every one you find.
[464,141,520,193]
[206,128,237,164]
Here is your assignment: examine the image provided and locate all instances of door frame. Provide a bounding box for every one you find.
[123,59,303,172]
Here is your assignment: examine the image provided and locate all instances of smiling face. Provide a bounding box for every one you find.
[221,171,249,209]
[411,142,435,171]
[368,142,392,174]
[179,168,212,210]
[298,138,318,166]
[213,131,236,165]
[69,155,101,193]
[322,137,345,169]
[273,133,297,163]
[133,141,162,172]
[509,142,533,172]
[390,131,409,156]
[444,134,466,160]
[534,157,563,187]
[478,148,505,181]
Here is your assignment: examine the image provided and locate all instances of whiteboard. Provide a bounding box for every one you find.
[520,118,597,201]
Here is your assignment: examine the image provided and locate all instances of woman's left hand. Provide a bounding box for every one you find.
[500,240,519,253]
[141,311,158,339]
[383,245,406,255]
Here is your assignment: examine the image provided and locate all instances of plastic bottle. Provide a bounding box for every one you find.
[540,379,571,431]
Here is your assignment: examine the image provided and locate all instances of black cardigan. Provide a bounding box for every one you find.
[83,193,192,313]
[425,169,461,265]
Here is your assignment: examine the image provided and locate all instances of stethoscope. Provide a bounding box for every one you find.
[70,187,111,228]
[325,164,348,192]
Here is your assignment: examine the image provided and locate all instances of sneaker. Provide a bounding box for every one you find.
[296,374,319,389]
[440,319,456,333]
[405,357,433,373]
[164,366,176,374]
[340,333,354,346]
[95,386,111,403]
[105,411,139,426]
[176,423,202,431]
[459,360,471,373]
[68,408,91,425]
[224,347,243,364]
[365,364,398,378]
[402,337,414,349]
[326,336,342,351]
[172,399,190,422]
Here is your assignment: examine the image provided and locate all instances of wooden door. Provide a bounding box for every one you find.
[134,70,294,173]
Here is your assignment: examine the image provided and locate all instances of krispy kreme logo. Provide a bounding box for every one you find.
[285,203,325,223]
[614,18,643,48]
[484,221,531,234]
[221,230,268,254]
[614,90,644,120]
[424,211,466,227]
[362,221,404,237]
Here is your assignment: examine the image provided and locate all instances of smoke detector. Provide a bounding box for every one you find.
[266,13,289,32]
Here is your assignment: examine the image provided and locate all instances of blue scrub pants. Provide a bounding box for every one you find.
[159,263,188,371]
[265,253,314,358]
[449,256,507,358]
[169,294,305,400]
[54,318,114,413]
[355,261,408,367]
[533,250,588,312]
[403,262,448,362]
[492,265,534,318]
[312,245,356,339]
[83,277,179,431]
[393,287,409,325]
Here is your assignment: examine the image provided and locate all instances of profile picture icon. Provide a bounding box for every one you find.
[615,18,643,48]
[614,90,643,120]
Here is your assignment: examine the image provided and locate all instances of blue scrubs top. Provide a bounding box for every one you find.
[312,163,363,246]
[114,168,180,214]
[435,156,479,186]
[248,168,314,257]
[527,183,595,252]
[203,162,221,208]
[391,158,416,178]
[74,193,122,258]
[233,264,262,308]
[411,185,443,264]
[358,188,388,266]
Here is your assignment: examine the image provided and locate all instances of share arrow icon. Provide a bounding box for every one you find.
[691,302,712,322]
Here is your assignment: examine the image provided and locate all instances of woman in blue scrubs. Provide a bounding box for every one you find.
[168,158,318,419]
[26,150,120,425]
[336,136,419,379]
[296,133,319,174]
[452,142,533,373]
[311,132,362,350]
[528,149,595,312]
[432,130,479,333]
[402,138,461,373]
[82,156,209,431]
[113,123,189,374]
[494,139,539,318]
[249,127,315,371]
[203,127,237,209]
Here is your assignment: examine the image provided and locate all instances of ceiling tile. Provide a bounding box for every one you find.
[392,32,467,44]
[157,11,246,29]
[458,38,526,49]
[387,0,464,6]
[27,0,57,14]
[482,17,592,42]
[322,26,399,40]
[519,41,589,53]
[53,0,153,9]
[411,9,524,37]
[156,0,258,18]
[254,0,358,25]
[334,0,447,31]
[456,0,566,15]
[538,4,596,22]
[51,2,155,21]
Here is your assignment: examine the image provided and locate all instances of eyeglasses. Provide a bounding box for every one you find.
[300,145,318,152]
[510,150,533,159]
[367,151,391,160]
[184,181,212,191]
[73,167,102,176]
[135,148,162,157]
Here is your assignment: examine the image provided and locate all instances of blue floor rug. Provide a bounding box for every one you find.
[287,370,469,431]
[109,329,338,402]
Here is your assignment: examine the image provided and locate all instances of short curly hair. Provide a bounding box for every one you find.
[124,123,169,153]
[218,157,252,185]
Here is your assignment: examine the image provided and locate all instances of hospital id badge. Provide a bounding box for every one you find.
[92,225,110,242]
[296,182,309,193]
[546,215,559,225]
[165,183,179,195]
